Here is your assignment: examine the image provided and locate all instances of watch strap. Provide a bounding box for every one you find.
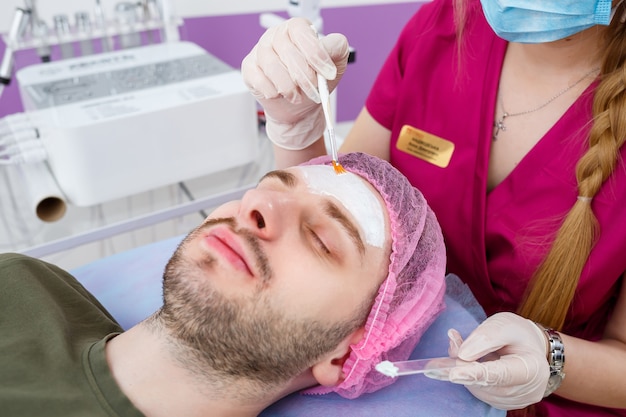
[538,324,566,397]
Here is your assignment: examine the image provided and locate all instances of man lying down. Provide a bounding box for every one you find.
[0,152,446,417]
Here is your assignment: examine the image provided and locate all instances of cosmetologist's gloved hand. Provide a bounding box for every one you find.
[241,17,350,150]
[429,312,550,410]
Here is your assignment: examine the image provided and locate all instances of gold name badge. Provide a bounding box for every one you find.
[396,125,454,168]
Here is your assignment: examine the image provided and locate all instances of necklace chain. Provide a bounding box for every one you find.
[492,67,600,140]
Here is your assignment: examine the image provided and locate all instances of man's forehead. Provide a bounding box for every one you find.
[292,165,387,249]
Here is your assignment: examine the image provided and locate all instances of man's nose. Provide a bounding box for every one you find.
[236,188,297,239]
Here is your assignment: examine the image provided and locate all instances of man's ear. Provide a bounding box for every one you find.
[310,327,365,387]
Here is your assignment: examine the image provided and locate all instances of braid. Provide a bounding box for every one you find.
[517,9,626,330]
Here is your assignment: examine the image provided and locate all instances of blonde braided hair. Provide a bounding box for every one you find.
[452,0,626,330]
[518,6,626,330]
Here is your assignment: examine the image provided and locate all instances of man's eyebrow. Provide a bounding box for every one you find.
[258,170,297,188]
[324,201,366,258]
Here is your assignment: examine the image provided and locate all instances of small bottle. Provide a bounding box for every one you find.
[53,14,74,59]
[144,0,163,44]
[75,12,94,56]
[94,0,112,52]
[115,2,141,49]
[33,20,51,62]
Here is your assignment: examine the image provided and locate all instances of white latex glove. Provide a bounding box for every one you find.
[429,312,550,410]
[241,17,350,150]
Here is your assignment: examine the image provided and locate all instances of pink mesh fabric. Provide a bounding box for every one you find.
[301,152,447,399]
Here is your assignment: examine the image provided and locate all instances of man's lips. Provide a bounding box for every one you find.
[203,228,254,276]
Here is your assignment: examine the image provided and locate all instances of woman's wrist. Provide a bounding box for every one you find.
[536,323,566,397]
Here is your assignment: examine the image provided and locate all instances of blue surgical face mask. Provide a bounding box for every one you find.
[480,0,619,43]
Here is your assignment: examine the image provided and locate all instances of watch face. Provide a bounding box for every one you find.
[548,376,558,389]
[545,374,563,396]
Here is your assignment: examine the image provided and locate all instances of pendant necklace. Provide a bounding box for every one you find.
[492,67,600,141]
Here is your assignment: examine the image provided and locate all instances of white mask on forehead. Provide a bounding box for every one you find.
[294,165,386,248]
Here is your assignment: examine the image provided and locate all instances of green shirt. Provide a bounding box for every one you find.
[0,253,144,417]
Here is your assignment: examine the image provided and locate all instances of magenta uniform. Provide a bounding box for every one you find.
[366,1,626,415]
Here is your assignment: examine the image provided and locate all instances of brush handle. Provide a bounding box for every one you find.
[311,24,340,163]
[393,357,460,375]
[316,72,339,161]
[376,352,500,378]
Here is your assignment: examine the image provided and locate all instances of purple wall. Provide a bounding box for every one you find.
[0,2,423,121]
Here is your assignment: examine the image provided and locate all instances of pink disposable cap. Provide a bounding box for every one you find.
[302,152,447,398]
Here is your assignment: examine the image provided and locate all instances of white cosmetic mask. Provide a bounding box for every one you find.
[295,165,386,248]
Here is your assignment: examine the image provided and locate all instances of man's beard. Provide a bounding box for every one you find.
[156,218,368,391]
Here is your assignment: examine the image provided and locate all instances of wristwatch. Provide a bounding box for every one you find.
[538,325,566,397]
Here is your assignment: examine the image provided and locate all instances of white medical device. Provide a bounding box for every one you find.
[15,41,258,206]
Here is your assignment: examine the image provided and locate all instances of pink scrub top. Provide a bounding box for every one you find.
[366,1,626,415]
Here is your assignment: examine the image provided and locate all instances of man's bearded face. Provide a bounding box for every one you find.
[159,218,368,386]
